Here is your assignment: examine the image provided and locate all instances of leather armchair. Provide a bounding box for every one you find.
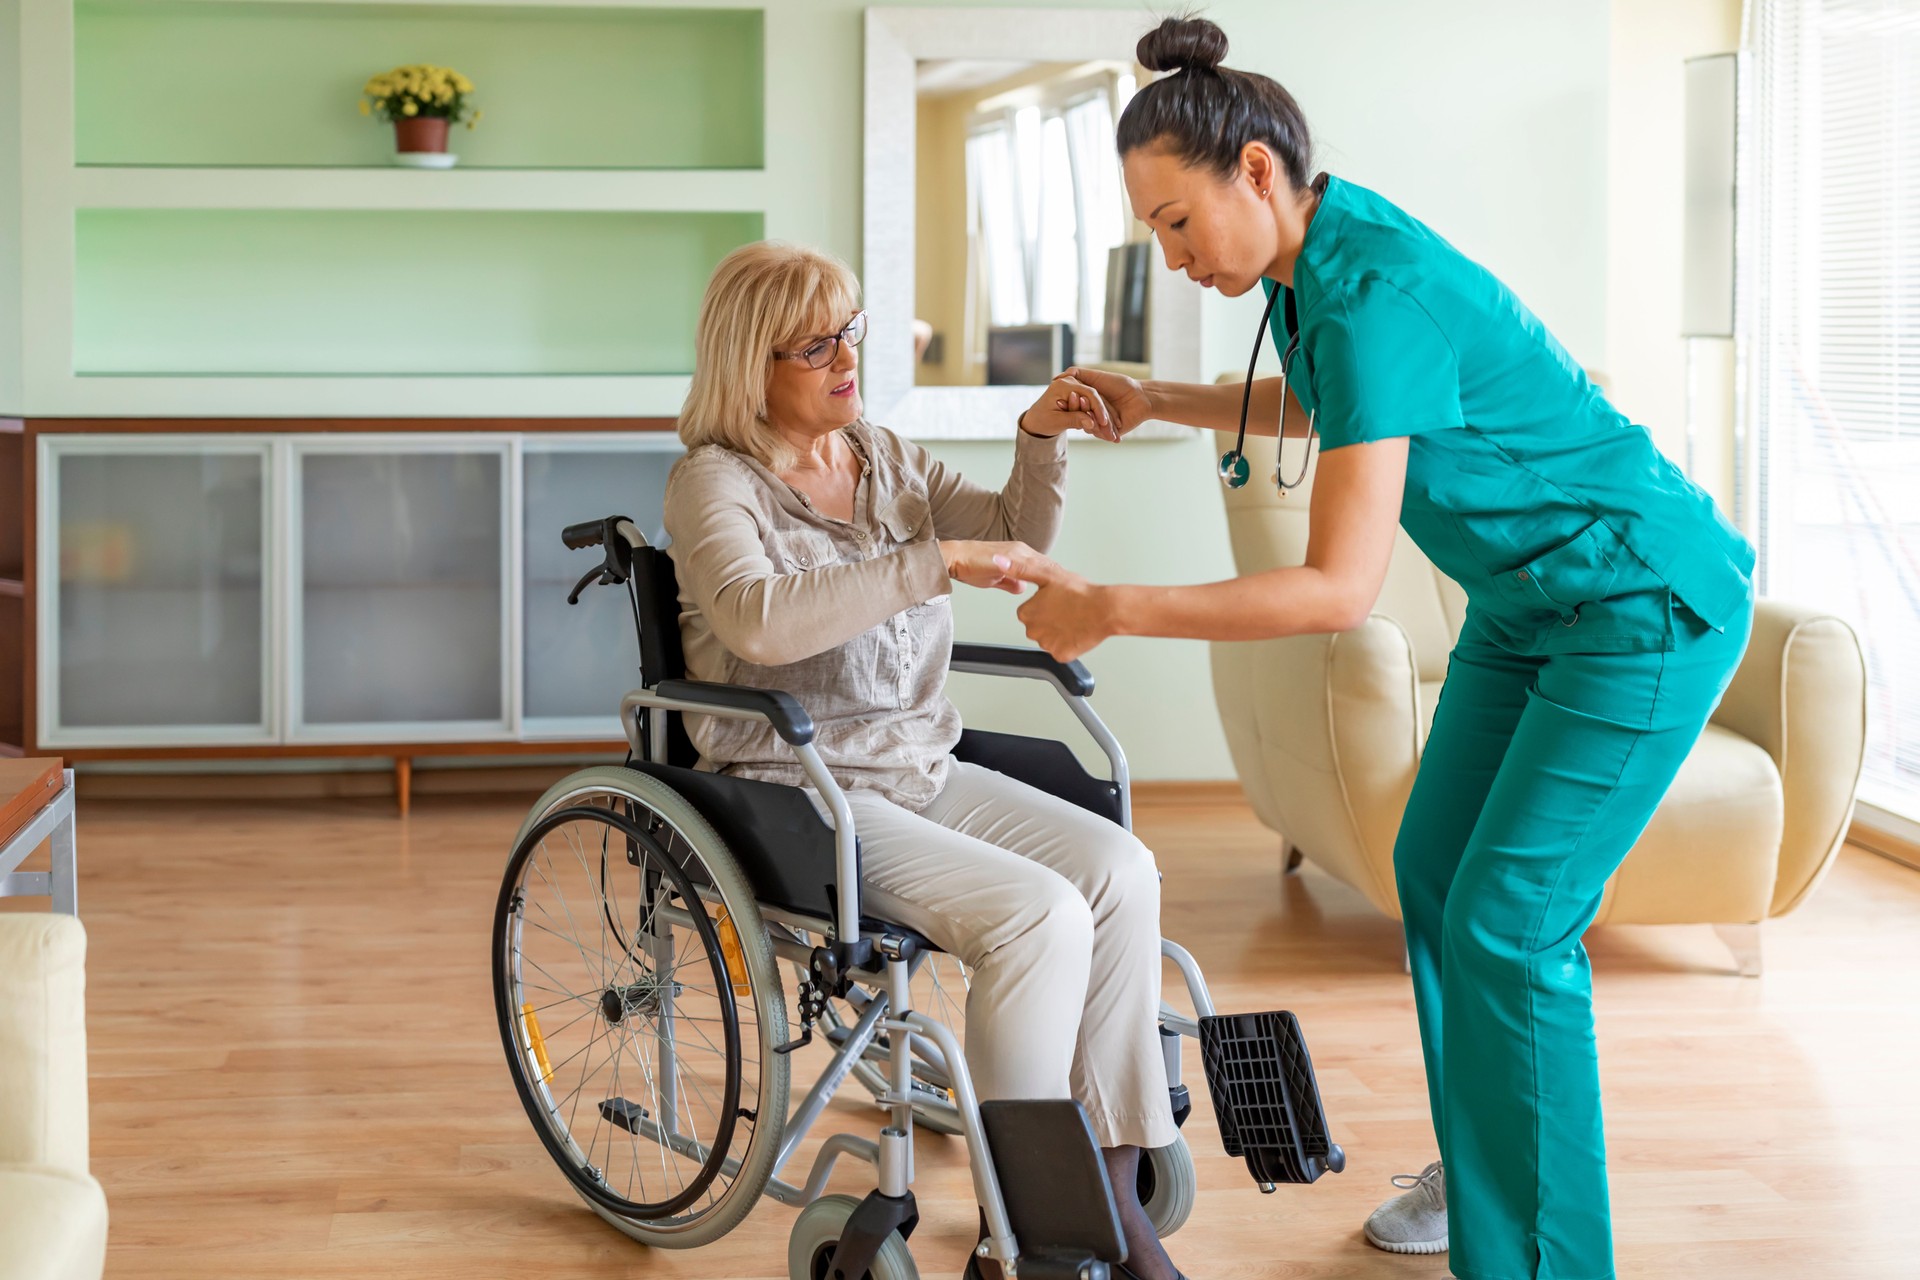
[0,914,107,1280]
[1208,424,1868,974]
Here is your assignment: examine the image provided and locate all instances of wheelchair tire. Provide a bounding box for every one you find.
[495,765,789,1248]
[1138,1132,1197,1238]
[788,1194,920,1280]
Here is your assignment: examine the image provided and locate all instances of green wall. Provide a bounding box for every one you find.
[74,209,761,375]
[29,0,1612,778]
[0,0,20,410]
[852,0,1610,779]
[76,1,763,169]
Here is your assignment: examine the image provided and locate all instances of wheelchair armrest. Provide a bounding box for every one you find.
[652,679,817,746]
[950,643,1095,697]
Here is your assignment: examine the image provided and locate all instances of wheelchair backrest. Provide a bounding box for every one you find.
[629,546,702,769]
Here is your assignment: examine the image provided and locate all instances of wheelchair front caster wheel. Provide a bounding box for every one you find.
[1136,1133,1197,1238]
[789,1194,919,1280]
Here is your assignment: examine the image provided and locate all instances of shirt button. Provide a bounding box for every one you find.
[1515,570,1529,581]
[854,530,868,541]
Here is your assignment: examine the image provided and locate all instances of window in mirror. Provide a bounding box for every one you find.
[915,59,1145,388]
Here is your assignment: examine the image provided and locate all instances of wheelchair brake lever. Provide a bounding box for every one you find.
[566,565,605,606]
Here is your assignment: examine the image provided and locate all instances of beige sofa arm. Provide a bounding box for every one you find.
[0,915,91,1178]
[1210,613,1423,917]
[1709,599,1867,917]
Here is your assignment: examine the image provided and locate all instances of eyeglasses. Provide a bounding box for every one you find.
[773,312,868,370]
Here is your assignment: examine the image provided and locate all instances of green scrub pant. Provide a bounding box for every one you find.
[1394,588,1754,1280]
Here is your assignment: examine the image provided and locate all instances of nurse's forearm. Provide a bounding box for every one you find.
[1105,565,1370,640]
[1142,377,1313,439]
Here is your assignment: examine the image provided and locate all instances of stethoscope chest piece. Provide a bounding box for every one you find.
[1218,449,1252,489]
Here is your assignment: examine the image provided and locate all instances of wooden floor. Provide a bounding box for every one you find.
[13,790,1920,1278]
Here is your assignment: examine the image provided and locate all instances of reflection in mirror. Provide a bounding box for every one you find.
[913,58,1149,390]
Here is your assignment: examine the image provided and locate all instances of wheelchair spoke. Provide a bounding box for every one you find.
[501,790,775,1229]
[530,854,608,991]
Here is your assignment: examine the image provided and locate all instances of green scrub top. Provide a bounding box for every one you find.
[1266,176,1754,655]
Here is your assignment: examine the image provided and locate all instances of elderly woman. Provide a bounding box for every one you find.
[663,241,1186,1280]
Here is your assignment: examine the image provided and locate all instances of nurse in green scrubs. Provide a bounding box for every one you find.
[1017,18,1755,1280]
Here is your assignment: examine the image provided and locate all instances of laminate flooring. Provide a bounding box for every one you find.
[17,792,1919,1278]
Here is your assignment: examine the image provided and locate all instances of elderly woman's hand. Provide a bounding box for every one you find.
[1020,374,1121,441]
[1016,571,1121,661]
[1020,367,1156,444]
[939,540,1063,594]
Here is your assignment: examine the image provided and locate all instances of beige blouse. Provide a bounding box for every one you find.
[661,419,1069,810]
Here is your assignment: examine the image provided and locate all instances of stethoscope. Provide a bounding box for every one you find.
[1218,277,1318,495]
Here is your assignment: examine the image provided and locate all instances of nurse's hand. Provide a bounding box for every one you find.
[1019,375,1113,439]
[1017,571,1120,661]
[1055,366,1155,442]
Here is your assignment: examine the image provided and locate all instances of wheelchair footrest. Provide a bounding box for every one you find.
[978,1100,1126,1267]
[1199,1010,1346,1187]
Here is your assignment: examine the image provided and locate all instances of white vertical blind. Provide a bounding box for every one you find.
[1745,0,1920,819]
[965,75,1131,365]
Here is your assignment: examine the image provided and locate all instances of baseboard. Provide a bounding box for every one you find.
[1851,807,1920,872]
[1130,780,1246,806]
[74,760,612,803]
[75,765,1249,807]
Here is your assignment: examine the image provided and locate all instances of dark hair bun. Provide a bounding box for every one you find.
[1137,16,1228,74]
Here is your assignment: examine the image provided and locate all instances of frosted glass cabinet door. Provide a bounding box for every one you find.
[48,445,269,741]
[522,442,680,733]
[297,447,508,735]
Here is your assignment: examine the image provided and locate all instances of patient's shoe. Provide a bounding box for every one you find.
[1363,1160,1448,1255]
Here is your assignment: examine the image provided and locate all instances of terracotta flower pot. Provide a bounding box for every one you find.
[393,116,450,154]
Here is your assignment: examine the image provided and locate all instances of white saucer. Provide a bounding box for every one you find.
[393,151,458,169]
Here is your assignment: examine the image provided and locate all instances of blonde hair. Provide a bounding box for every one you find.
[678,241,863,472]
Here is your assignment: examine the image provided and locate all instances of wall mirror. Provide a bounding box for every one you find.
[863,7,1201,439]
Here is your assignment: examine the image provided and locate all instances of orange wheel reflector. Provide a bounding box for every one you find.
[716,906,752,997]
[521,1002,555,1086]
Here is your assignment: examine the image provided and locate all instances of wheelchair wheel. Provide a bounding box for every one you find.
[788,1194,919,1280]
[817,954,970,1136]
[494,765,789,1248]
[1137,1133,1197,1238]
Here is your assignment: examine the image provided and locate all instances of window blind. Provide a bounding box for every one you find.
[1744,0,1920,819]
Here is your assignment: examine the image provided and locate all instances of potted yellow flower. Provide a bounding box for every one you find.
[359,64,481,168]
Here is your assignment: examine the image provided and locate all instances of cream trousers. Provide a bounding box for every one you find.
[836,759,1177,1150]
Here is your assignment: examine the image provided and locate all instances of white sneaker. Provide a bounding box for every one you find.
[1363,1160,1448,1255]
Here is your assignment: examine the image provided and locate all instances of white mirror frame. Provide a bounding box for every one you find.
[862,6,1203,439]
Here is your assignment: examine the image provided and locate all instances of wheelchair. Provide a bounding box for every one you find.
[492,515,1345,1280]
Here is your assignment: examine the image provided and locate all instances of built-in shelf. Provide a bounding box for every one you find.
[75,1,765,171]
[69,166,770,213]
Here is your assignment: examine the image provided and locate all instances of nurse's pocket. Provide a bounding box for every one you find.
[1490,520,1620,624]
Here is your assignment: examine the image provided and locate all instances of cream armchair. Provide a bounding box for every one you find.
[1208,426,1868,975]
[0,914,107,1280]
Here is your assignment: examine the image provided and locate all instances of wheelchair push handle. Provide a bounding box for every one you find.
[562,518,609,550]
[562,514,646,605]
